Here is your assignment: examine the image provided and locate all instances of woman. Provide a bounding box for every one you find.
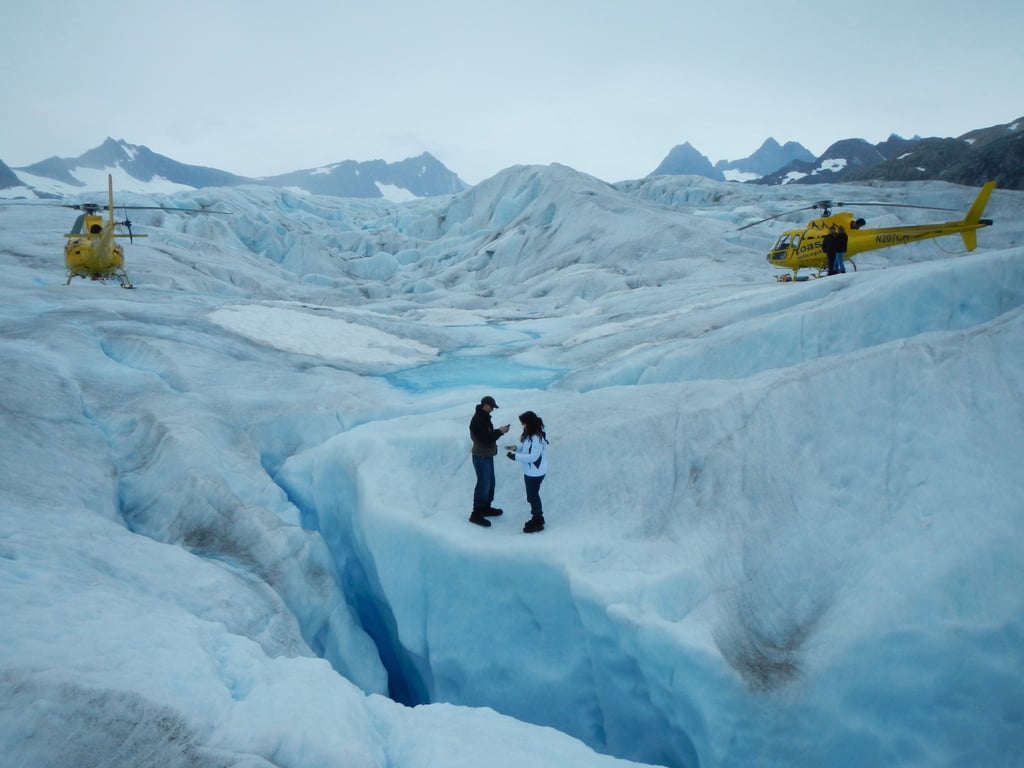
[506,411,548,533]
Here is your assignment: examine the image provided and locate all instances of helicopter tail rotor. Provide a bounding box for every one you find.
[120,207,134,242]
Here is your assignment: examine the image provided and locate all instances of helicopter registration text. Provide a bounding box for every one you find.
[875,233,913,245]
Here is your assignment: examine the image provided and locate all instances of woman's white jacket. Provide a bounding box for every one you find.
[512,435,547,477]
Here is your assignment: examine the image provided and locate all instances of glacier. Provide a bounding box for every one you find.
[1,167,1022,768]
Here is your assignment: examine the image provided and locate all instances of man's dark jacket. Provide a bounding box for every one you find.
[470,406,502,457]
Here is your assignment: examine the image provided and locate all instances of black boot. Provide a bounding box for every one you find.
[469,508,492,527]
[483,505,503,517]
[523,515,545,533]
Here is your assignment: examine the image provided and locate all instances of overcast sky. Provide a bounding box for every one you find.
[4,0,1021,185]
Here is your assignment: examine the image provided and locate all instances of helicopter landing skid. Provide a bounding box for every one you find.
[66,268,134,289]
[776,259,857,283]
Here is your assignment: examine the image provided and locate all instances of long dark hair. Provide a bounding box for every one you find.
[518,411,547,443]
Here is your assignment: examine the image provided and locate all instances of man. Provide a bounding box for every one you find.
[468,395,510,527]
[822,225,838,276]
[833,224,848,274]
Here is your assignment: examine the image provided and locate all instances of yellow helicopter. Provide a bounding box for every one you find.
[739,181,996,281]
[8,173,228,288]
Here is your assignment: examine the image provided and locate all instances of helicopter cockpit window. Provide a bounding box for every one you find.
[770,233,796,260]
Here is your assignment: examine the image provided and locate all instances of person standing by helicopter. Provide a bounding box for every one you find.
[833,224,848,274]
[822,225,839,275]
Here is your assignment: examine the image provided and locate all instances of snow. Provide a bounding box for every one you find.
[208,304,438,369]
[13,167,195,197]
[721,169,759,183]
[1,168,1022,768]
[375,182,418,203]
[817,158,848,174]
[0,185,35,200]
[778,157,851,185]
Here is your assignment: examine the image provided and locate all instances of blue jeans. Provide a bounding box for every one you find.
[524,475,544,517]
[835,251,846,273]
[472,455,495,510]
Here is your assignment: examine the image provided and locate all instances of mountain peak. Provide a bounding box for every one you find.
[648,143,723,181]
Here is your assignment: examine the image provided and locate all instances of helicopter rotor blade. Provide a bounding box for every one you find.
[0,201,71,209]
[0,201,229,215]
[737,204,819,231]
[833,201,959,212]
[738,199,959,231]
[46,202,103,213]
[5,201,103,213]
[116,204,232,214]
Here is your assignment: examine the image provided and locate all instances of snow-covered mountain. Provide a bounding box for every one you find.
[1,167,1022,768]
[646,138,817,183]
[755,135,922,186]
[1,137,468,201]
[648,138,816,183]
[650,116,1023,190]
[259,153,466,200]
[844,123,1024,190]
[752,116,1024,189]
[714,137,816,181]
